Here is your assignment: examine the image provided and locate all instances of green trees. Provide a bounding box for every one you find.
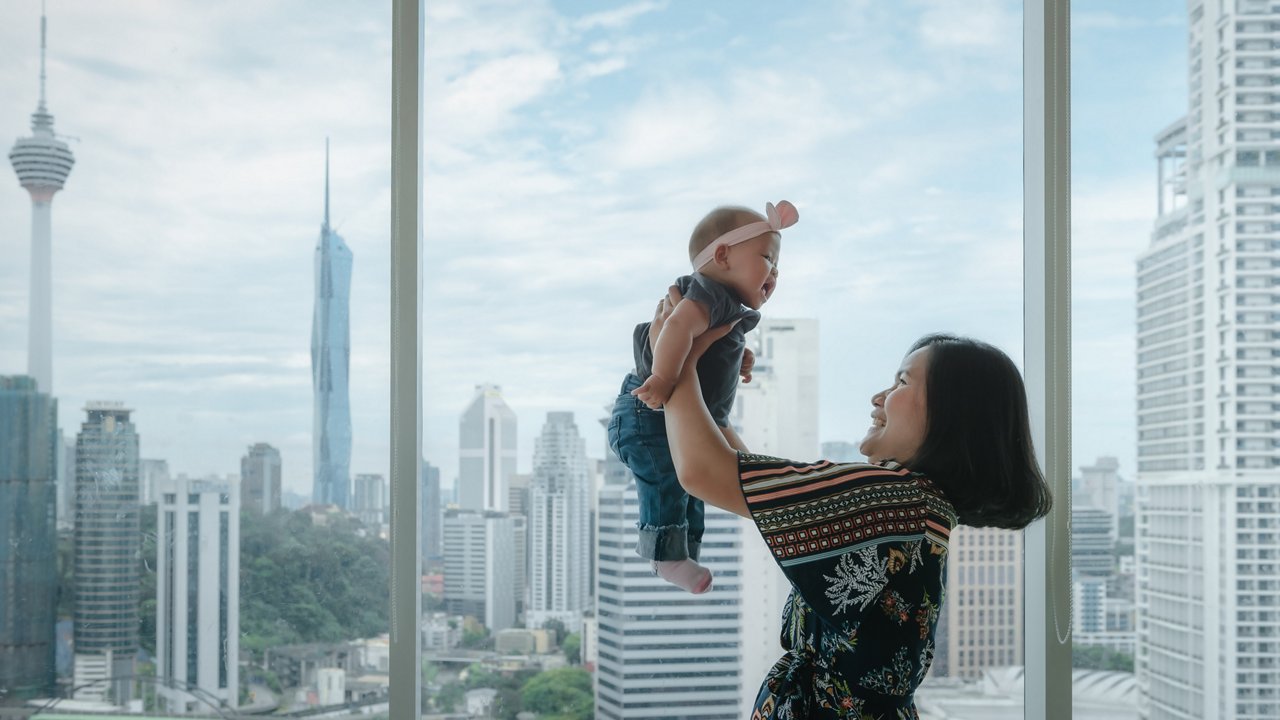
[238,509,390,656]
[1072,645,1135,672]
[562,633,581,665]
[521,667,593,720]
[136,507,391,660]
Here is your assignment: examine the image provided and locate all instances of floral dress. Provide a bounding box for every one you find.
[737,454,957,720]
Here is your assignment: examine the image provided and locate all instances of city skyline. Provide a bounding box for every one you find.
[0,2,1186,496]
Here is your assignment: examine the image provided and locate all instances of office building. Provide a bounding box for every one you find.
[240,443,281,515]
[72,402,140,703]
[140,458,169,507]
[156,476,240,713]
[1136,3,1280,717]
[458,384,517,512]
[442,509,517,633]
[595,483,745,719]
[312,141,352,509]
[728,318,819,693]
[352,473,386,528]
[0,376,58,699]
[526,412,591,631]
[1073,507,1116,579]
[421,460,442,567]
[932,527,1023,678]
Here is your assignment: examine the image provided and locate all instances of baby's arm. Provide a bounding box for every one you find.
[632,298,711,409]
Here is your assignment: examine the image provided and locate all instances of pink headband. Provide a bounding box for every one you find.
[692,200,799,270]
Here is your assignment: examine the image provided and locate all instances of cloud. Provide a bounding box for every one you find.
[0,0,1158,493]
[572,1,666,32]
[916,0,1019,51]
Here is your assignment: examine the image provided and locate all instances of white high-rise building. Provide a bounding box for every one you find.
[595,483,745,719]
[442,509,517,633]
[730,318,820,460]
[729,318,820,700]
[458,384,517,512]
[526,412,591,631]
[156,475,240,714]
[140,458,170,507]
[1136,3,1280,718]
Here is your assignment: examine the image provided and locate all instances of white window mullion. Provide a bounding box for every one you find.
[389,0,424,717]
[1023,0,1073,718]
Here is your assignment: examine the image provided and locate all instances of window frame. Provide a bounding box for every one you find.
[386,0,1076,717]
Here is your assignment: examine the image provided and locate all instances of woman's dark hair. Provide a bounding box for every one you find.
[906,333,1052,529]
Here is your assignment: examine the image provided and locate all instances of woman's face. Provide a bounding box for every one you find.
[859,346,930,465]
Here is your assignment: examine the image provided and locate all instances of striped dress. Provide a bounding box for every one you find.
[738,453,957,720]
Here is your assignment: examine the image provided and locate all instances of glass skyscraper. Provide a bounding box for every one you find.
[0,376,58,699]
[73,402,140,704]
[311,142,352,509]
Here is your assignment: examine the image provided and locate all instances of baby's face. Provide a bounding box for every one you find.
[724,232,781,310]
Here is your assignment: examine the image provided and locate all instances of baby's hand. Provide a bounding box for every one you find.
[632,374,676,410]
[739,347,755,384]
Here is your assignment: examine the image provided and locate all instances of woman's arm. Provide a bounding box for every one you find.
[718,424,750,453]
[658,291,749,518]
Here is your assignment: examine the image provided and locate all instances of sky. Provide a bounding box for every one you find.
[0,0,1186,496]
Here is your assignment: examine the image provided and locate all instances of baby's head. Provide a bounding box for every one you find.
[688,201,797,310]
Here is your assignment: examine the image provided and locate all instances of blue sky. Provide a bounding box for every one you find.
[0,1,1185,495]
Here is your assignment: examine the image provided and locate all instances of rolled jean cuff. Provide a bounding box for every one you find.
[636,523,698,562]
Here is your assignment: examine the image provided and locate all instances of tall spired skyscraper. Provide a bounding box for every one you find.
[8,9,74,394]
[311,140,352,508]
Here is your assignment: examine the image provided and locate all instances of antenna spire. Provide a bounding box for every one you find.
[38,2,47,111]
[324,137,331,230]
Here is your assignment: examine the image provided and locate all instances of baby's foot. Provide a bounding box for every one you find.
[653,559,713,594]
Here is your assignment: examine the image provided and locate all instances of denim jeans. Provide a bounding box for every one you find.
[607,373,704,562]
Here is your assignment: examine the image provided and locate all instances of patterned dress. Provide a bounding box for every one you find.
[737,453,957,720]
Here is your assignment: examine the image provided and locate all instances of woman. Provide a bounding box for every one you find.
[655,290,1053,719]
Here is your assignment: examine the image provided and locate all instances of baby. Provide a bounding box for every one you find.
[608,201,798,592]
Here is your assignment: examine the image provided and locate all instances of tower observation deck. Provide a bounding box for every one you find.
[9,9,74,394]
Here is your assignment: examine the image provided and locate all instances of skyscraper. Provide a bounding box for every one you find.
[729,318,820,697]
[140,458,170,507]
[526,412,591,631]
[421,460,442,567]
[352,473,386,528]
[442,509,517,633]
[458,384,517,512]
[730,318,820,461]
[0,376,58,699]
[240,443,281,516]
[156,475,240,714]
[595,483,745,719]
[8,8,74,395]
[311,140,352,509]
[73,402,140,704]
[931,527,1023,679]
[1137,4,1280,718]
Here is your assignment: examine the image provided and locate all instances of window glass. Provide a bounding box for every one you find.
[1069,2,1225,719]
[0,2,390,712]
[422,1,1023,717]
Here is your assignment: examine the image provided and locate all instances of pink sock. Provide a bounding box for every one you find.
[653,559,713,594]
